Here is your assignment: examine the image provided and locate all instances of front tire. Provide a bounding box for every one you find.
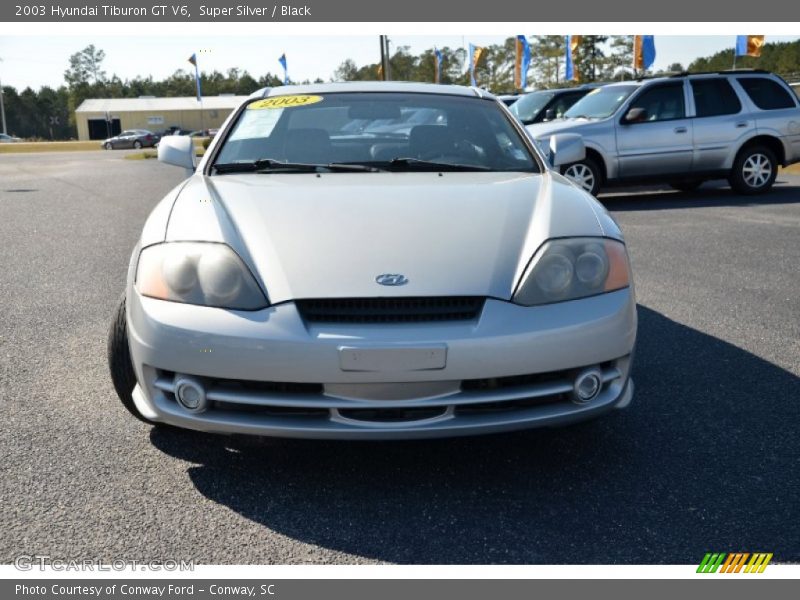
[108,294,154,424]
[133,140,143,149]
[104,142,112,150]
[562,157,602,196]
[729,145,777,195]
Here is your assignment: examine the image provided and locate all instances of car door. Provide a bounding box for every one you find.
[118,131,135,148]
[615,81,693,178]
[689,77,750,173]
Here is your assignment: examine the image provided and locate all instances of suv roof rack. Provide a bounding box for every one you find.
[668,69,771,78]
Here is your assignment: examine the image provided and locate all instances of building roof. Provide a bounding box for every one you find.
[75,95,249,113]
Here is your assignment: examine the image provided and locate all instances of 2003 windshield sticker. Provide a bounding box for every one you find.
[249,95,324,109]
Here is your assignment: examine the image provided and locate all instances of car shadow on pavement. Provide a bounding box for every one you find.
[599,178,800,211]
[150,305,800,564]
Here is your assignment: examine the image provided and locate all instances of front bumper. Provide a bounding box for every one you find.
[127,289,637,439]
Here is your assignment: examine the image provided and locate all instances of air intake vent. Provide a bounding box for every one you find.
[296,297,485,324]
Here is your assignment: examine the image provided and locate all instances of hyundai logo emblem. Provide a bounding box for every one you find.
[375,273,409,286]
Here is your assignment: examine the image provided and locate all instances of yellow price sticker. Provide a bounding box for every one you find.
[248,95,324,109]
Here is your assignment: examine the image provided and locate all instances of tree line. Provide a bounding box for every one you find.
[3,39,800,140]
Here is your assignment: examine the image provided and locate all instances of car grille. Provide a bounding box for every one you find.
[295,297,485,324]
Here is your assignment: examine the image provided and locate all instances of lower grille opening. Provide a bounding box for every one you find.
[211,401,329,418]
[337,407,447,423]
[456,393,570,415]
[296,297,485,324]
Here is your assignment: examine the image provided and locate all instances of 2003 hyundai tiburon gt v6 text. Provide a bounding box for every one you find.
[108,82,637,439]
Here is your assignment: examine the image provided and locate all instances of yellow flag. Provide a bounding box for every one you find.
[746,35,765,57]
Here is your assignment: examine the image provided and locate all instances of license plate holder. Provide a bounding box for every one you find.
[338,345,447,372]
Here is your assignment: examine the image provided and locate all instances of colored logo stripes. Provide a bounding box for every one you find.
[697,552,773,573]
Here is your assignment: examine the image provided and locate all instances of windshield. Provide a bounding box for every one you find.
[564,85,637,119]
[213,92,538,173]
[509,91,555,123]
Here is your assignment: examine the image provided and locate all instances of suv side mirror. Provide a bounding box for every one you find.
[549,133,586,168]
[158,135,195,176]
[544,108,557,121]
[623,107,648,124]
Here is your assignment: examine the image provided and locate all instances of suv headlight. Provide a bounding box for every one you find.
[513,237,630,306]
[136,242,268,310]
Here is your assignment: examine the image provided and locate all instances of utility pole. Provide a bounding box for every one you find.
[379,35,387,81]
[385,36,392,80]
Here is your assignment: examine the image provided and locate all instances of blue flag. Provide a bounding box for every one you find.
[278,53,288,85]
[434,47,443,84]
[634,35,656,70]
[565,35,581,82]
[188,53,202,102]
[736,35,765,57]
[468,43,484,87]
[515,35,531,90]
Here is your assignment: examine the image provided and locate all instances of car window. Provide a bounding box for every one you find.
[215,92,538,172]
[627,83,686,122]
[550,93,586,119]
[564,85,637,119]
[691,78,742,117]
[737,77,797,110]
[509,91,555,123]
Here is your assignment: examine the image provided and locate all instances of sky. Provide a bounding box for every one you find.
[2,35,799,91]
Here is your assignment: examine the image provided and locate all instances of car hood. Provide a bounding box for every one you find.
[164,171,607,304]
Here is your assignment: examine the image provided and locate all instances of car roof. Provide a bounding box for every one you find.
[249,81,494,100]
[600,69,783,90]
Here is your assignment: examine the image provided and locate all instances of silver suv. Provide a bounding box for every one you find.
[526,70,800,196]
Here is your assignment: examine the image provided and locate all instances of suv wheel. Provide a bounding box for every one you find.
[730,145,777,195]
[562,158,601,196]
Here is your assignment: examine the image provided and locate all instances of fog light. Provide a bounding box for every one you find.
[572,367,603,404]
[174,376,208,413]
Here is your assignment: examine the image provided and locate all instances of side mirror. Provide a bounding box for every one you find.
[623,107,647,124]
[544,108,557,121]
[549,133,586,168]
[158,135,195,176]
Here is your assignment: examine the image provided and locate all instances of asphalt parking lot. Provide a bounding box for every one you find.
[1,150,798,565]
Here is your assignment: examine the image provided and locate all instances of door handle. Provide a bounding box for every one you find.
[736,122,748,128]
[674,127,688,134]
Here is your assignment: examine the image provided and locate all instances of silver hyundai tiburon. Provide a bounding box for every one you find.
[108,82,637,439]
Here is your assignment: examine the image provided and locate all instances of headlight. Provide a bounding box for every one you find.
[136,242,268,310]
[514,237,630,306]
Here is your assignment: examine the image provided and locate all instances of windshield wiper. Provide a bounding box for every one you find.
[386,157,491,172]
[213,158,382,174]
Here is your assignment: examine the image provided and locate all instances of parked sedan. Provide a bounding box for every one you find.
[102,129,160,150]
[109,82,637,440]
[0,133,22,143]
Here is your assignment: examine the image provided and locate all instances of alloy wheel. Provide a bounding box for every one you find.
[564,163,596,193]
[742,153,772,189]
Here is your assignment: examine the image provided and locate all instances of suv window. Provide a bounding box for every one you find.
[737,77,797,110]
[627,83,685,122]
[691,78,742,117]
